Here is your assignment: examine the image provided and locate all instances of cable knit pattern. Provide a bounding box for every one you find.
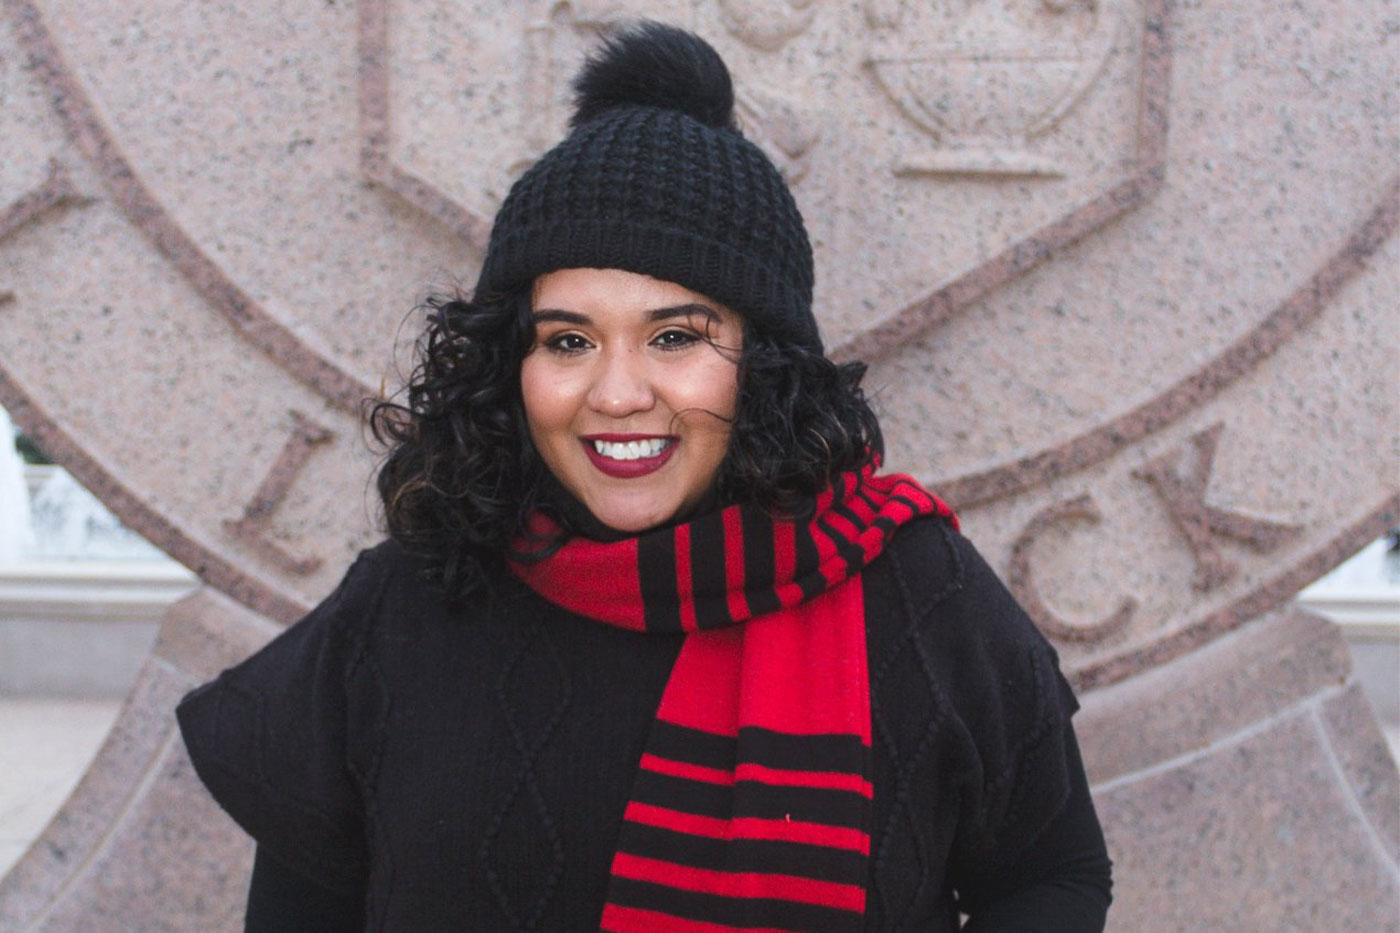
[866,549,962,929]
[178,520,1088,930]
[480,616,571,928]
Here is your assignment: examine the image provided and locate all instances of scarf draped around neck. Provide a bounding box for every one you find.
[511,464,956,931]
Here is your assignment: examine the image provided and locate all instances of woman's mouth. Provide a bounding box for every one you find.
[582,436,676,477]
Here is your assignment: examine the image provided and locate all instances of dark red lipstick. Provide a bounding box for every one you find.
[581,434,676,478]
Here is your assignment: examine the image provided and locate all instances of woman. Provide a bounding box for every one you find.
[178,23,1112,931]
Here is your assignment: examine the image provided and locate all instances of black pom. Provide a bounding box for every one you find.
[571,22,736,130]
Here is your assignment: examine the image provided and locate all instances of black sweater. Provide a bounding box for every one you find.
[178,518,1111,930]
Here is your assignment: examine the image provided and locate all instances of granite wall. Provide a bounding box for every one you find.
[0,0,1396,928]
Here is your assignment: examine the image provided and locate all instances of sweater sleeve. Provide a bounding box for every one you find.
[176,550,389,896]
[894,523,1112,928]
[245,845,366,932]
[954,723,1112,930]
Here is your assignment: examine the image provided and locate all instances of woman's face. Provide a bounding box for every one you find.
[522,267,743,533]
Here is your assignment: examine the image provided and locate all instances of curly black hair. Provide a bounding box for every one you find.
[368,289,883,600]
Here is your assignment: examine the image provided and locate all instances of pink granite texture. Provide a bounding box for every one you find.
[0,0,1396,926]
[1079,607,1399,929]
[0,591,268,929]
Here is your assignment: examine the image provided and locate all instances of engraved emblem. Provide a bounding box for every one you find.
[1134,424,1302,591]
[717,0,818,51]
[518,2,641,168]
[735,85,820,184]
[0,0,1393,685]
[1008,493,1138,644]
[223,412,335,577]
[864,0,1123,176]
[0,160,89,304]
[0,160,86,247]
[1,3,1397,921]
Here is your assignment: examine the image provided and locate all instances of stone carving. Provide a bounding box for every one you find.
[1074,497,1400,694]
[717,0,817,51]
[0,159,85,245]
[10,0,371,415]
[519,2,636,165]
[864,0,1123,177]
[831,0,1167,364]
[935,183,1400,513]
[222,412,335,577]
[359,1,689,241]
[1135,423,1302,591]
[0,0,1395,926]
[1007,493,1138,643]
[0,159,87,303]
[734,85,820,184]
[357,0,493,250]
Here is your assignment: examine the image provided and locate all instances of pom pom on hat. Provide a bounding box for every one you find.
[571,22,737,130]
[477,21,822,353]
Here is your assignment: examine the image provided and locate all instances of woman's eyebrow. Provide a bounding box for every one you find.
[647,303,719,323]
[531,303,719,325]
[531,309,590,325]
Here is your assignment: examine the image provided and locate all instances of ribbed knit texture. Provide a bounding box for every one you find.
[476,24,821,352]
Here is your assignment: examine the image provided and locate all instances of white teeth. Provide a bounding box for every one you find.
[593,438,669,461]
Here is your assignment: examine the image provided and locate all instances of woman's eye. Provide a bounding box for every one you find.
[543,333,591,353]
[653,329,700,350]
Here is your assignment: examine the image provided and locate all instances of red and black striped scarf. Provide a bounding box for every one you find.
[510,464,956,931]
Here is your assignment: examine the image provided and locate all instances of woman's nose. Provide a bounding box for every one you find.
[586,350,656,417]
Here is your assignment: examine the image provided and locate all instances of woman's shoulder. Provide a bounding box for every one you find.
[325,537,454,625]
[867,515,1073,732]
[174,544,430,892]
[875,512,966,606]
[868,515,1080,828]
[875,515,1057,660]
[176,538,435,731]
[347,536,430,593]
[864,517,1091,894]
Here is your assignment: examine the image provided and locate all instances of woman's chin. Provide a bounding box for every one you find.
[586,504,675,535]
[578,490,693,535]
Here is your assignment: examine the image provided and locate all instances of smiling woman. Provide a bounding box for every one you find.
[523,268,742,533]
[176,21,1111,932]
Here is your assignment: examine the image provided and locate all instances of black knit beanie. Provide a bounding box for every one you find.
[476,22,821,353]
